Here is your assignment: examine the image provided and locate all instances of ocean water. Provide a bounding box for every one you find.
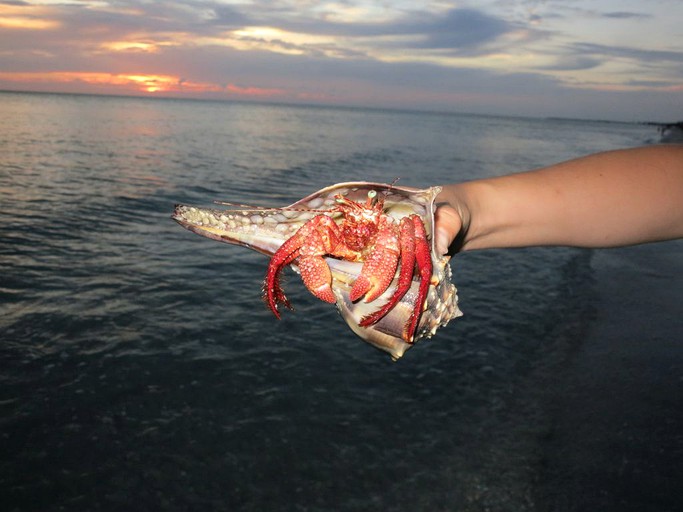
[1,91,681,511]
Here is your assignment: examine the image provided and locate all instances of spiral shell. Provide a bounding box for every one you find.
[173,182,462,359]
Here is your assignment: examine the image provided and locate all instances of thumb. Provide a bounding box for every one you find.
[434,205,463,255]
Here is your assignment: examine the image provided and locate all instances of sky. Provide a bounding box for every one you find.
[1,0,682,121]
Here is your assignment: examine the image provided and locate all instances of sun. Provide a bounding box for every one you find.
[123,75,171,93]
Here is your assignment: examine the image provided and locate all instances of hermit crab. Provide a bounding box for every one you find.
[173,182,462,359]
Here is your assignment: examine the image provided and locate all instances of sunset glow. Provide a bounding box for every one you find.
[101,41,165,53]
[0,16,59,30]
[0,0,681,120]
[0,71,286,98]
[0,1,59,30]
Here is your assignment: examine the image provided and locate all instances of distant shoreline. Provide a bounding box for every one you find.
[1,88,679,127]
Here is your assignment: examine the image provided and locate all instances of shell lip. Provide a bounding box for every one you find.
[288,181,443,254]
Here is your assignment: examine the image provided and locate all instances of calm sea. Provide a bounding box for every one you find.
[1,91,681,511]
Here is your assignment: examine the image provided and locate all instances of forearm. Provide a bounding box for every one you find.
[438,145,683,251]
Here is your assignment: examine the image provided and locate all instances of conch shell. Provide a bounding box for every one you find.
[173,182,462,359]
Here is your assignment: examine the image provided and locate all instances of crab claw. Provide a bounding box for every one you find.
[298,255,336,304]
[357,216,416,327]
[349,217,400,303]
[264,214,346,316]
[356,214,432,342]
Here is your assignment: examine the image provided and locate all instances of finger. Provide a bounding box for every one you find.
[434,205,462,255]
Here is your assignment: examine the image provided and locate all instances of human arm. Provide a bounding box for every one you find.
[435,145,683,254]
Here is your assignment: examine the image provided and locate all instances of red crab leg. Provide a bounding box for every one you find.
[358,216,416,330]
[263,242,300,319]
[405,215,433,342]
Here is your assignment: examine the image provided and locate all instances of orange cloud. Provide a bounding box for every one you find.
[97,35,184,54]
[225,83,287,96]
[0,3,59,30]
[0,71,287,98]
[0,16,58,29]
[100,41,162,53]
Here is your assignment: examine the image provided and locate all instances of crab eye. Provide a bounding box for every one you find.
[365,189,380,207]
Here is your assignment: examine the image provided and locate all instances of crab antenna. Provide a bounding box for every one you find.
[335,194,359,210]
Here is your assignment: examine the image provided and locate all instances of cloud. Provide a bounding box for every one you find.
[409,8,511,50]
[0,2,519,71]
[601,11,650,20]
[206,2,253,27]
[1,0,681,120]
[287,7,514,53]
[571,42,683,67]
[199,5,516,60]
[538,55,602,72]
